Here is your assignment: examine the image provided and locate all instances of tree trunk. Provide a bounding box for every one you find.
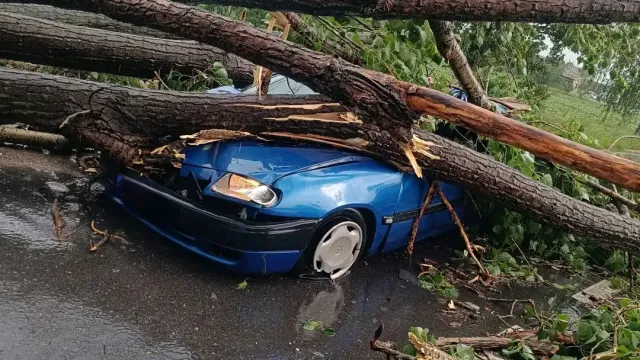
[429,20,490,109]
[0,11,254,87]
[0,3,179,38]
[24,0,635,24]
[1,67,639,250]
[26,0,640,192]
[0,67,348,135]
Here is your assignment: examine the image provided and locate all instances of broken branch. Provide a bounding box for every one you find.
[436,183,486,274]
[435,336,559,356]
[407,182,437,257]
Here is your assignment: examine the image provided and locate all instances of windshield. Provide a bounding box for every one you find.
[206,75,317,95]
[241,75,317,95]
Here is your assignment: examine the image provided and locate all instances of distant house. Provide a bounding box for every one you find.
[559,63,585,91]
[540,62,587,92]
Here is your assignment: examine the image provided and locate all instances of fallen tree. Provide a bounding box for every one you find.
[1,67,639,251]
[24,0,640,192]
[0,67,347,134]
[85,0,640,24]
[0,11,254,86]
[0,3,179,38]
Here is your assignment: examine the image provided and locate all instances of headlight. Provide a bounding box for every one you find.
[211,173,278,207]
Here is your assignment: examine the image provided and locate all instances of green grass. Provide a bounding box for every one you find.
[536,89,640,151]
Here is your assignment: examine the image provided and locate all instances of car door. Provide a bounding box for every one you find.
[381,173,464,253]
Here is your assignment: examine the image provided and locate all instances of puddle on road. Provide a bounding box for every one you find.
[0,167,84,251]
[0,280,193,360]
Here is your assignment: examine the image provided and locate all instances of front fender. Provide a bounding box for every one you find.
[260,160,402,221]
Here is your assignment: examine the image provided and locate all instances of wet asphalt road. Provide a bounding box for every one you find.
[0,147,579,359]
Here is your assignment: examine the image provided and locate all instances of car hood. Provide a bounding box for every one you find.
[183,140,370,185]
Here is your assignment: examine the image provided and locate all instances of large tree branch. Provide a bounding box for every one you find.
[0,67,347,134]
[94,0,640,24]
[429,20,490,109]
[1,67,639,250]
[0,3,179,38]
[20,0,640,192]
[0,11,254,86]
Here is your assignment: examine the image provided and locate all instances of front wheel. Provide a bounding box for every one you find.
[296,209,367,280]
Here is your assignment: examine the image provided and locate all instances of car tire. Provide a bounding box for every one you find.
[294,209,368,280]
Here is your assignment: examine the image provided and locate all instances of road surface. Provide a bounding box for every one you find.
[0,146,575,359]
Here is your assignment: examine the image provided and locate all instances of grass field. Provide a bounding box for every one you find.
[536,89,640,151]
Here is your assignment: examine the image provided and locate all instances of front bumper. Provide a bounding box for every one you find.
[111,174,319,273]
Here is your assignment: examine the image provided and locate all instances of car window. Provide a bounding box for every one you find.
[241,75,317,95]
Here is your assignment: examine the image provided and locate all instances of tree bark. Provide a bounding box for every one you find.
[0,3,179,38]
[21,0,636,24]
[0,11,254,86]
[0,126,70,149]
[429,20,490,109]
[25,0,640,192]
[1,67,639,250]
[435,337,558,356]
[0,67,348,135]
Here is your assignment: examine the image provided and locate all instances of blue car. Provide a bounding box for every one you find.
[110,77,467,279]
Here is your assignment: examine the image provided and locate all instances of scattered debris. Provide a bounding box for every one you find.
[88,220,128,252]
[370,323,453,360]
[435,336,558,356]
[51,197,65,239]
[45,181,69,196]
[572,279,620,305]
[302,319,335,336]
[371,322,562,360]
[236,278,248,290]
[453,300,480,313]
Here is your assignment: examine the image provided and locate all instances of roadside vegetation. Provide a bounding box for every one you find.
[538,89,640,150]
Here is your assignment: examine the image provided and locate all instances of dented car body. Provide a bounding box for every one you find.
[110,140,467,278]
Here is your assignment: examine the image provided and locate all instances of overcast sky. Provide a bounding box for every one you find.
[541,38,580,65]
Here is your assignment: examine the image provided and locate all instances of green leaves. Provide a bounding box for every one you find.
[418,271,458,298]
[540,173,554,187]
[605,250,628,274]
[236,278,248,290]
[302,319,335,336]
[322,328,336,336]
[303,319,321,331]
[502,342,534,360]
[452,344,474,360]
[409,327,436,344]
